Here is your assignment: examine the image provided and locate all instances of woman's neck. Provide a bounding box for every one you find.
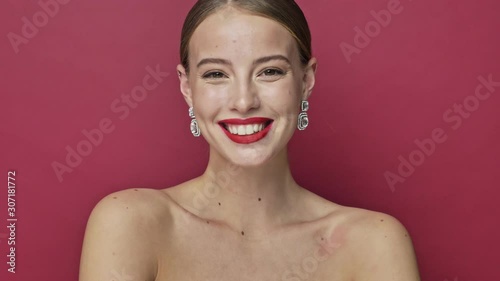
[194,147,303,239]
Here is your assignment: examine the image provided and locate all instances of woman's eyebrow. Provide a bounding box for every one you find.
[196,58,231,68]
[253,55,291,66]
[196,55,291,68]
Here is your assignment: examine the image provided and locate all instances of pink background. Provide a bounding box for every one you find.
[1,0,499,280]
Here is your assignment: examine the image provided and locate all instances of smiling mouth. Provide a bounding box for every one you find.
[218,118,274,144]
[219,120,273,136]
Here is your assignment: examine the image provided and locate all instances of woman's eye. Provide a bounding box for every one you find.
[203,71,226,79]
[261,68,285,76]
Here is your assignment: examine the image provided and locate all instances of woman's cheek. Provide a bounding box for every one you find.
[194,90,228,121]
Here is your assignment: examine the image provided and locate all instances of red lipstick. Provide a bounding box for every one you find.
[218,117,273,144]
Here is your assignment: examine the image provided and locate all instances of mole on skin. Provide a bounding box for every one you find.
[113,197,117,199]
[317,227,346,253]
[241,231,245,236]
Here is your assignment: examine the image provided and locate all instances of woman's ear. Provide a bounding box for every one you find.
[176,64,193,107]
[302,57,317,101]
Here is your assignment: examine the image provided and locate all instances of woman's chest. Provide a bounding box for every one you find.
[154,221,353,281]
[157,251,348,281]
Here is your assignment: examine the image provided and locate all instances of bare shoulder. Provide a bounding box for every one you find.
[94,187,171,213]
[333,205,413,239]
[322,203,421,280]
[85,188,173,232]
[79,188,171,281]
[300,189,414,242]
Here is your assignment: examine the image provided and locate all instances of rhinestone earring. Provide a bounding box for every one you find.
[297,100,309,131]
[189,107,201,137]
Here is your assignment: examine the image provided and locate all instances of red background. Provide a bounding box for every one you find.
[1,0,499,280]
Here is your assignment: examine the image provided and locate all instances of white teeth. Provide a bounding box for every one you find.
[245,125,253,134]
[238,126,245,135]
[226,123,267,136]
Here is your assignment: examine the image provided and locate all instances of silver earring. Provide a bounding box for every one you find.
[189,107,201,137]
[297,100,309,131]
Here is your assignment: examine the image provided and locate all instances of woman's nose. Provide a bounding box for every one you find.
[229,81,261,113]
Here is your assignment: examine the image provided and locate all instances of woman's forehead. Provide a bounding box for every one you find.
[188,8,299,65]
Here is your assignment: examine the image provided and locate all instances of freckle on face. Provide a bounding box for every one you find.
[186,9,305,165]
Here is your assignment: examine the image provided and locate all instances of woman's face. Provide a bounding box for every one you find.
[177,6,316,166]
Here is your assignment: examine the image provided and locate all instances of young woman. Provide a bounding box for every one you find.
[79,1,421,280]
